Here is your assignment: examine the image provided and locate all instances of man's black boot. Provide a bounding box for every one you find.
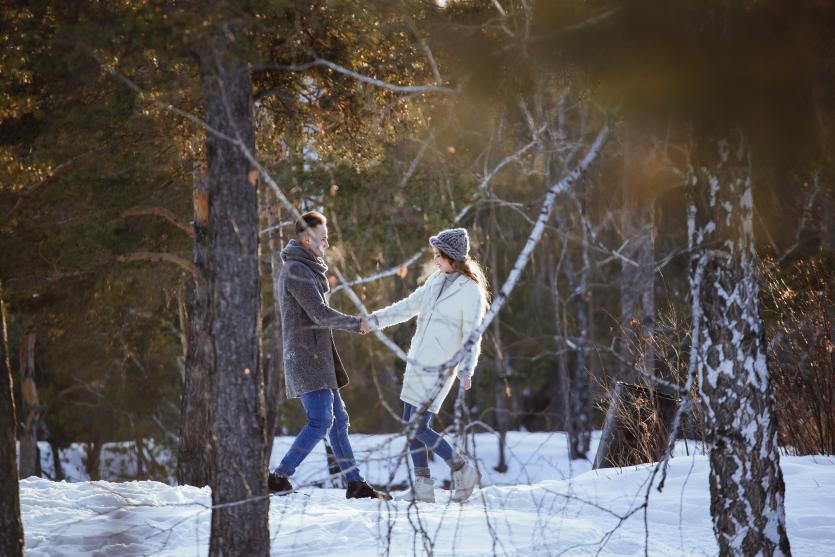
[346,480,392,500]
[268,472,294,495]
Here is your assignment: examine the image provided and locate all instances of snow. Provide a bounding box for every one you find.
[18,432,835,557]
[21,440,175,484]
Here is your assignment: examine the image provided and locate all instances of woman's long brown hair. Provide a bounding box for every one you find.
[438,250,492,310]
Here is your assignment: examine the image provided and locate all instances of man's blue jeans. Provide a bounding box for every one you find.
[275,388,363,483]
[402,402,456,468]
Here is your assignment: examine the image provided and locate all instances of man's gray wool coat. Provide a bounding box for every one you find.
[277,239,361,398]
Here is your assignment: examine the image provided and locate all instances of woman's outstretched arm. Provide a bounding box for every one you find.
[370,272,437,330]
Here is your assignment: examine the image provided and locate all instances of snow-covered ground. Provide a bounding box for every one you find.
[19,432,835,556]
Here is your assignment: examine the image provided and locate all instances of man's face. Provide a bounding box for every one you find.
[303,224,329,257]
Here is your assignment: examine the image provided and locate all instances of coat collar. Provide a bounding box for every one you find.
[435,274,470,304]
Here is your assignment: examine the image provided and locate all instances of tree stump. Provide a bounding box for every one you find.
[592,382,678,469]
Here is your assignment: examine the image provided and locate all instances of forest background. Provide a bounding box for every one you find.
[1,0,833,486]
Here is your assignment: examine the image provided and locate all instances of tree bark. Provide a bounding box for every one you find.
[49,440,64,481]
[489,232,509,473]
[135,437,146,479]
[199,16,269,556]
[592,382,623,469]
[83,439,102,481]
[550,177,592,460]
[592,382,677,468]
[689,135,791,557]
[176,280,188,383]
[262,189,285,456]
[177,162,214,488]
[572,187,593,458]
[620,122,656,382]
[824,189,835,254]
[18,332,40,478]
[0,282,24,557]
[454,383,471,455]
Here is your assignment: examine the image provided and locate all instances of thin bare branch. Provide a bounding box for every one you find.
[123,207,194,238]
[256,59,457,95]
[328,250,424,298]
[117,252,199,282]
[3,150,95,223]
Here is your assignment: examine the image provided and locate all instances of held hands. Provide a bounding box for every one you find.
[359,317,370,335]
[449,368,473,390]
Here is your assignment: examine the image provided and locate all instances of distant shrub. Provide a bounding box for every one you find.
[763,256,835,456]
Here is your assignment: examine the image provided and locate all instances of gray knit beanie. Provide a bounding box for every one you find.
[429,228,470,262]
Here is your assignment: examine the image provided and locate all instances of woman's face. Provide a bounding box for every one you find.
[433,248,454,273]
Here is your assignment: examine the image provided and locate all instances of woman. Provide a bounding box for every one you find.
[370,228,489,503]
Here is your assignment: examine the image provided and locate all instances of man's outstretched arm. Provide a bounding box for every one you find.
[285,264,362,332]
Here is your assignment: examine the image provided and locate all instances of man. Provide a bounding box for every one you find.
[267,210,388,500]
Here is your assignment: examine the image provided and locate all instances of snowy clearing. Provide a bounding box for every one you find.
[19,432,835,557]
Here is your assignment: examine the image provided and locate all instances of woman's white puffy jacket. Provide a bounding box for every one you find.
[371,271,486,413]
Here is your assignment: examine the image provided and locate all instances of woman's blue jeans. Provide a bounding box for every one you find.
[275,388,363,483]
[402,402,456,468]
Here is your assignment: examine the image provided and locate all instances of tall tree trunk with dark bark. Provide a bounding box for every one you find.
[689,135,791,557]
[0,282,24,557]
[177,162,214,488]
[199,15,269,556]
[18,331,40,478]
[262,188,285,456]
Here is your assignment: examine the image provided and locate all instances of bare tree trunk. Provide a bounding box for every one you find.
[547,230,576,443]
[592,382,623,469]
[175,280,188,383]
[135,437,146,479]
[824,189,835,254]
[551,197,592,460]
[0,282,24,557]
[199,15,269,556]
[263,189,285,455]
[572,301,592,456]
[689,135,791,557]
[453,382,471,455]
[177,162,214,488]
[489,231,509,473]
[18,332,40,478]
[573,188,593,457]
[620,123,656,381]
[49,440,63,481]
[84,439,102,481]
[556,348,574,446]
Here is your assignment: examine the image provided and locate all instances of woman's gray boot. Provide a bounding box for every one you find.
[396,476,435,503]
[450,462,480,503]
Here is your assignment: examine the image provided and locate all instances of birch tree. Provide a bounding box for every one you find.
[688,134,791,556]
[526,1,832,550]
